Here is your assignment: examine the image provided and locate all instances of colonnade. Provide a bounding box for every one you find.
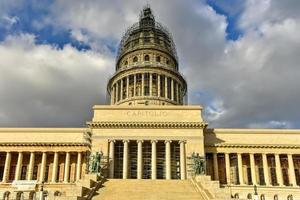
[108,140,186,180]
[207,153,300,187]
[111,73,184,105]
[0,152,84,183]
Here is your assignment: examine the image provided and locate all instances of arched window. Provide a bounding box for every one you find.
[144,55,150,61]
[156,56,161,62]
[287,194,293,200]
[274,195,279,200]
[247,193,252,200]
[3,191,10,200]
[234,193,239,199]
[133,56,138,63]
[29,192,36,200]
[166,59,170,65]
[260,194,266,200]
[124,60,128,65]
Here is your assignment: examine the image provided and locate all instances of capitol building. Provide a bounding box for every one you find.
[0,7,299,200]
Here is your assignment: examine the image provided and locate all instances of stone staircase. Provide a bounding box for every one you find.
[191,175,231,200]
[92,178,229,200]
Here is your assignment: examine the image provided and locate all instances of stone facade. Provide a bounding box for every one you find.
[0,6,300,200]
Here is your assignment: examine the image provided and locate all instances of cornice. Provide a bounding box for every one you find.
[205,143,300,149]
[0,143,90,147]
[87,121,207,129]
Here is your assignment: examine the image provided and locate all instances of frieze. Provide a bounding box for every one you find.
[205,143,300,149]
[87,121,207,129]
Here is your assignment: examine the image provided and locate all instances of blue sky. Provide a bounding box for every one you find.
[0,0,300,128]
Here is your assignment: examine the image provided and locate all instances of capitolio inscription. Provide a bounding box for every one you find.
[126,110,168,117]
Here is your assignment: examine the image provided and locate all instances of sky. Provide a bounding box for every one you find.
[0,0,300,128]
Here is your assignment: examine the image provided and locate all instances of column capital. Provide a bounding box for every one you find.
[164,140,172,144]
[137,140,144,144]
[109,139,116,143]
[151,140,158,144]
[122,140,130,143]
[179,140,186,144]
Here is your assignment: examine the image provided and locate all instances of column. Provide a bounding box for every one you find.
[120,78,123,100]
[27,152,35,180]
[151,140,157,180]
[287,154,297,186]
[179,141,186,180]
[109,140,115,178]
[51,152,59,183]
[237,153,244,185]
[165,140,171,180]
[111,86,115,104]
[122,140,129,179]
[157,75,161,97]
[64,152,70,182]
[262,154,270,186]
[225,153,231,185]
[126,76,129,99]
[213,153,219,180]
[165,76,168,98]
[149,73,153,96]
[171,79,174,100]
[76,152,82,181]
[250,153,257,185]
[2,152,11,183]
[275,154,283,186]
[133,74,136,97]
[176,83,179,102]
[141,74,145,96]
[116,82,119,102]
[15,152,23,180]
[39,152,47,182]
[137,140,143,179]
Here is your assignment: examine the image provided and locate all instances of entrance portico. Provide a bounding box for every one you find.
[88,105,206,180]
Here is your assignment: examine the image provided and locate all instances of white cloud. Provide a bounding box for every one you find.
[0,33,114,126]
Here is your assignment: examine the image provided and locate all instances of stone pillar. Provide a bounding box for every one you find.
[123,140,129,179]
[149,73,153,96]
[262,154,270,186]
[213,153,219,180]
[15,152,23,180]
[225,153,231,185]
[133,74,136,96]
[27,152,35,180]
[64,152,70,182]
[141,73,145,96]
[126,76,129,99]
[250,153,257,185]
[275,154,283,186]
[51,152,59,183]
[157,75,161,97]
[151,140,157,180]
[120,78,123,100]
[171,79,174,100]
[2,152,11,183]
[76,152,82,181]
[39,152,47,182]
[179,141,186,180]
[111,86,114,104]
[109,140,115,178]
[116,82,119,102]
[137,140,143,179]
[237,153,244,185]
[165,76,168,98]
[287,154,297,186]
[176,82,179,102]
[165,140,171,180]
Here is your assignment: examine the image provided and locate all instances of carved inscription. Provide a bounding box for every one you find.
[126,110,168,117]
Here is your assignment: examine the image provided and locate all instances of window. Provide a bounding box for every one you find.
[287,195,293,200]
[32,166,38,180]
[260,194,265,200]
[156,56,161,62]
[133,56,138,63]
[166,59,170,65]
[124,60,128,65]
[21,166,27,180]
[274,195,279,200]
[144,55,150,62]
